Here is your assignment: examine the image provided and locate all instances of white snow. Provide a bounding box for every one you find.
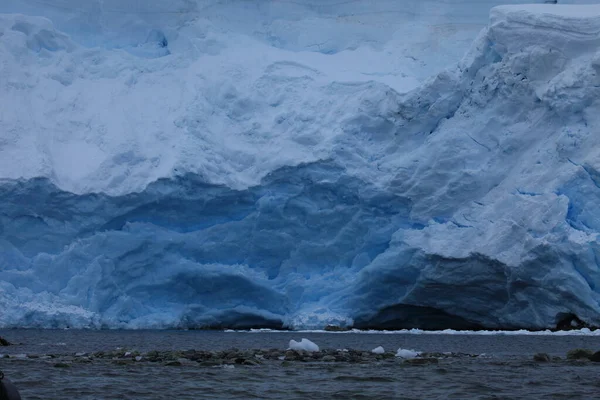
[395,348,421,359]
[288,338,320,352]
[371,346,385,354]
[0,0,531,196]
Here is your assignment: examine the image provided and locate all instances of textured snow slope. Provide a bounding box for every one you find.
[1,2,600,329]
[0,0,531,196]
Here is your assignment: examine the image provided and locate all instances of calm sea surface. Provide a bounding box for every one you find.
[2,329,600,399]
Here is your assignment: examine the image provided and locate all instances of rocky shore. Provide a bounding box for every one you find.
[3,331,600,370]
[532,348,600,363]
[3,347,600,367]
[0,348,475,368]
[1,346,600,373]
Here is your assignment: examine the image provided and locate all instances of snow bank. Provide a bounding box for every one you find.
[288,339,319,352]
[1,2,600,330]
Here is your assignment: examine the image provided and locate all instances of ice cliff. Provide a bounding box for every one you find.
[1,1,600,330]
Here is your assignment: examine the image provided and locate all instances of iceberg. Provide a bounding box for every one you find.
[0,1,599,330]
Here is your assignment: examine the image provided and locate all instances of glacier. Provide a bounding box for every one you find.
[1,0,600,330]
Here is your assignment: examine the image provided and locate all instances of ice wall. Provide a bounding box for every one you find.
[1,1,600,329]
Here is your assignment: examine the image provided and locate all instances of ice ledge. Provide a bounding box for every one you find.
[489,5,600,55]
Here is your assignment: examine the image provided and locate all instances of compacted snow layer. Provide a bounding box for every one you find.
[1,1,600,329]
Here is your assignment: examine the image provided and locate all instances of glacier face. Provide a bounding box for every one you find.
[1,1,600,329]
[0,164,414,328]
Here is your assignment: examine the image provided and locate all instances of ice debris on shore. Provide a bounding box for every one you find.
[288,339,319,352]
[396,348,421,359]
[0,348,463,366]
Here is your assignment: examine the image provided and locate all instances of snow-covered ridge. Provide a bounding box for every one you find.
[1,2,600,330]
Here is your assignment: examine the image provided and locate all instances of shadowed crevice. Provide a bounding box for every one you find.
[353,304,486,331]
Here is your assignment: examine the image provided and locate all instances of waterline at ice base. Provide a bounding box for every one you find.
[1,0,600,331]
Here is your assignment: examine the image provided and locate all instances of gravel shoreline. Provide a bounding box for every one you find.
[0,348,482,368]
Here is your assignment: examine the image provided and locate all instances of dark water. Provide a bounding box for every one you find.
[2,329,600,399]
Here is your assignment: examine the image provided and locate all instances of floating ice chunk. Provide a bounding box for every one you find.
[135,356,143,362]
[288,338,319,352]
[395,348,421,359]
[371,346,385,354]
